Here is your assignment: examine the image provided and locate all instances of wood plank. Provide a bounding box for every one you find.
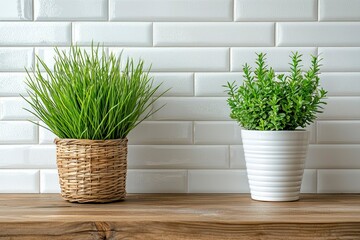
[0,194,360,239]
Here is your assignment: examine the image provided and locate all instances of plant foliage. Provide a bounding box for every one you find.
[23,45,166,140]
[225,52,327,131]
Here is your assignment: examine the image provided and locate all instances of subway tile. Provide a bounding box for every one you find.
[301,169,317,193]
[0,97,35,120]
[0,145,56,169]
[0,23,71,46]
[150,73,193,97]
[40,170,60,193]
[319,48,360,72]
[318,170,360,193]
[0,48,33,71]
[127,170,187,193]
[319,97,360,120]
[111,48,229,72]
[0,170,39,193]
[109,0,233,21]
[303,123,316,144]
[0,73,28,97]
[0,121,38,144]
[194,121,242,145]
[154,23,274,47]
[128,121,193,145]
[152,97,230,121]
[195,73,242,97]
[0,0,32,20]
[236,0,317,21]
[188,170,250,193]
[306,145,360,169]
[73,23,152,46]
[277,23,360,47]
[318,121,360,144]
[231,47,317,71]
[321,73,360,96]
[39,126,57,144]
[319,0,360,21]
[128,145,229,169]
[230,145,246,168]
[34,0,107,20]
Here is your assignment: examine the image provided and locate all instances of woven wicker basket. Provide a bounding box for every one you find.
[54,138,128,203]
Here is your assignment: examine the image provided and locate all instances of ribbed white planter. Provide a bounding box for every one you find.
[241,130,309,202]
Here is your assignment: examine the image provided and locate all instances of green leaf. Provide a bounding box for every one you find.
[224,52,327,131]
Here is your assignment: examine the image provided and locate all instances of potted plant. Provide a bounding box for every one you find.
[225,52,327,201]
[23,45,166,203]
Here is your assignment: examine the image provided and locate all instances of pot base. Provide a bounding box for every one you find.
[251,195,300,202]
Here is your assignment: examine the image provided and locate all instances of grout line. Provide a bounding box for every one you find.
[191,120,195,144]
[1,45,355,49]
[38,169,41,194]
[228,145,231,168]
[186,169,190,193]
[316,169,319,193]
[192,72,195,97]
[317,0,320,22]
[233,0,236,22]
[32,46,35,70]
[274,22,277,47]
[315,120,318,144]
[107,0,110,21]
[71,22,74,44]
[228,47,231,72]
[152,22,154,47]
[32,0,35,21]
[36,123,40,145]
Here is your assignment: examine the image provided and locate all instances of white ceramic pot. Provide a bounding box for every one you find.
[241,130,309,202]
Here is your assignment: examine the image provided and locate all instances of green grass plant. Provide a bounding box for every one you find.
[23,45,166,140]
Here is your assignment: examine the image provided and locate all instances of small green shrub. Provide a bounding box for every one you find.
[23,45,166,140]
[225,52,327,131]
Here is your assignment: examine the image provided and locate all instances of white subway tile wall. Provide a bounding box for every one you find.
[73,23,153,46]
[109,0,233,21]
[34,0,108,21]
[40,169,60,193]
[153,22,275,47]
[0,0,33,21]
[0,0,359,193]
[235,0,317,21]
[319,0,360,21]
[0,48,34,71]
[111,48,230,71]
[277,23,360,47]
[0,98,35,120]
[0,73,29,96]
[0,23,71,46]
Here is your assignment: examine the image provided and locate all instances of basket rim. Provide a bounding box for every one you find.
[54,138,128,146]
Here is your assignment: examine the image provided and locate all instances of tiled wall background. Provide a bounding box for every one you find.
[0,0,360,194]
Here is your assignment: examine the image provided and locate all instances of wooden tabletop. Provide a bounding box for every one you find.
[1,194,360,239]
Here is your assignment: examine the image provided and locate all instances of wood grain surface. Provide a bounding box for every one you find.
[0,194,360,239]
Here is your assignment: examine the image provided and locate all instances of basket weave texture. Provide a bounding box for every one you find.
[55,138,128,203]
